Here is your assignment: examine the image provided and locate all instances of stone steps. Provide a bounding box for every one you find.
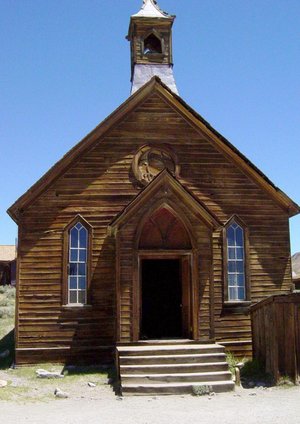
[120,362,229,374]
[122,370,232,384]
[122,380,235,396]
[119,352,227,365]
[117,342,235,395]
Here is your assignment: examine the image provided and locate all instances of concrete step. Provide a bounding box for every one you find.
[122,371,232,384]
[119,352,227,365]
[122,380,235,396]
[117,344,225,357]
[120,362,229,374]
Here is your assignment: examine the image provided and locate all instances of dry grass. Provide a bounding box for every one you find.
[0,364,112,402]
[0,287,113,402]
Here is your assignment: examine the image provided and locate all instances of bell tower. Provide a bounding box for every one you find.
[127,0,178,95]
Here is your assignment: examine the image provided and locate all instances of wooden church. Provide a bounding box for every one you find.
[8,0,299,394]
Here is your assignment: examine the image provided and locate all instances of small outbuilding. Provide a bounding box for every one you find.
[251,293,300,383]
[0,245,16,286]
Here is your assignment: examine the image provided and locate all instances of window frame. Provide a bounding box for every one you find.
[141,29,165,60]
[62,215,93,307]
[223,216,250,306]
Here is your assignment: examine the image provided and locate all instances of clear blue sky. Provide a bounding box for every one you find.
[1,0,299,253]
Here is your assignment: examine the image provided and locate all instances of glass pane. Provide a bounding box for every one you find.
[78,277,86,290]
[70,227,78,248]
[78,263,86,276]
[238,287,245,300]
[228,273,236,286]
[70,249,78,262]
[227,227,235,246]
[236,227,244,247]
[69,290,77,304]
[236,247,244,259]
[78,290,86,304]
[69,276,77,290]
[228,247,236,260]
[229,287,238,301]
[79,227,87,248]
[69,263,78,276]
[236,261,244,273]
[79,249,87,262]
[75,223,83,230]
[228,261,236,273]
[237,274,245,287]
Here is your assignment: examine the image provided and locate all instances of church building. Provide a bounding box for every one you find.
[8,1,299,394]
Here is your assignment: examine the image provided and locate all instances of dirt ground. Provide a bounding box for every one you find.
[1,383,300,424]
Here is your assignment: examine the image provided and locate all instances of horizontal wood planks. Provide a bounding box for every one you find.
[16,91,293,363]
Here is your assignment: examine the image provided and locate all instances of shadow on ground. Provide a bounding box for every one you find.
[63,364,120,394]
[0,329,15,369]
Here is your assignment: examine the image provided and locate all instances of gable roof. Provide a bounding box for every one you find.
[7,77,300,223]
[109,169,221,235]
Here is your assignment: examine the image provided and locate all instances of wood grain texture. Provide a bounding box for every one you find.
[15,91,293,363]
[251,294,300,382]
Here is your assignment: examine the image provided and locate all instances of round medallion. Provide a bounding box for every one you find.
[132,145,178,186]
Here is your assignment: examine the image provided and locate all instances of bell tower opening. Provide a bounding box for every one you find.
[144,33,162,55]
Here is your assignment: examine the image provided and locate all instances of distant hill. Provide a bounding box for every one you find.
[292,252,300,279]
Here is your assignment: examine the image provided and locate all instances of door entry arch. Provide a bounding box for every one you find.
[133,204,198,341]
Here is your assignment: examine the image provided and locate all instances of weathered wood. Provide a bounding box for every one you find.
[251,294,300,383]
[12,88,295,365]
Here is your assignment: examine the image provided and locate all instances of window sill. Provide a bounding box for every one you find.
[222,301,251,315]
[62,304,92,310]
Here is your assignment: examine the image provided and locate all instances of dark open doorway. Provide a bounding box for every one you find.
[141,259,182,339]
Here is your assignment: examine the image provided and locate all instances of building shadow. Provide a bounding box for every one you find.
[0,329,15,369]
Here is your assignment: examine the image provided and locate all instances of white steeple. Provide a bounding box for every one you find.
[128,1,178,95]
[132,0,171,19]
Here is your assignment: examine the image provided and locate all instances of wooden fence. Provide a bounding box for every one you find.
[251,293,300,383]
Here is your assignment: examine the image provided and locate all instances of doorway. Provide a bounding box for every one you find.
[141,259,183,339]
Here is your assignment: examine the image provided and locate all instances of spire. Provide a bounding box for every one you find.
[127,1,178,95]
[132,0,172,19]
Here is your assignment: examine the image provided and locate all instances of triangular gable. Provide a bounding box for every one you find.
[108,169,221,235]
[8,76,300,222]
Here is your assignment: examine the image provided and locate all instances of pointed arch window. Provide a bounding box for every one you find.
[224,218,250,303]
[63,217,92,306]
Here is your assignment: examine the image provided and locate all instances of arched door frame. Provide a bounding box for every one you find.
[132,200,199,341]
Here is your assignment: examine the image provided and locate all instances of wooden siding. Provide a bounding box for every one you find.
[251,294,300,383]
[16,91,292,363]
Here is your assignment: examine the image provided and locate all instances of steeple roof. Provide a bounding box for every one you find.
[132,0,172,19]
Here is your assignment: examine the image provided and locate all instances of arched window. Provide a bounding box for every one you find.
[225,219,248,302]
[143,33,162,55]
[63,217,92,306]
